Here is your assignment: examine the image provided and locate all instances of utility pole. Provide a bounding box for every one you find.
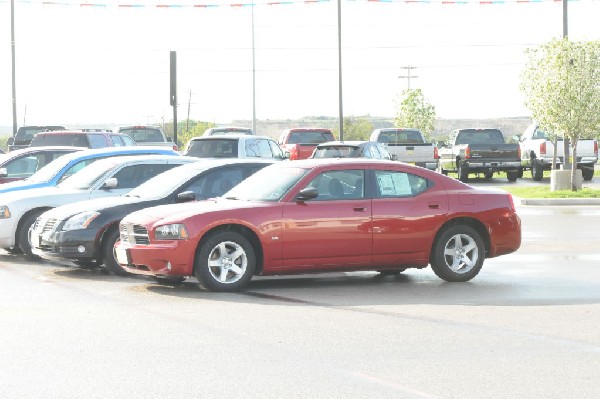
[562,0,571,170]
[186,90,191,134]
[398,66,418,90]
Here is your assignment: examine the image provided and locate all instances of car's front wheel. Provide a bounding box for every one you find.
[430,225,485,282]
[194,231,256,292]
[17,210,45,260]
[102,229,128,276]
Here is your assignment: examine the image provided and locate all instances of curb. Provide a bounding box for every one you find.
[518,197,600,206]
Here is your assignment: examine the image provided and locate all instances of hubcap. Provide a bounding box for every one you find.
[443,233,478,274]
[207,241,247,284]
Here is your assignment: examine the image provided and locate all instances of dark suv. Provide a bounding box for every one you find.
[29,129,136,148]
[8,125,66,151]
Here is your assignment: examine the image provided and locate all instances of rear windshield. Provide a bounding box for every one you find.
[119,127,164,143]
[455,129,505,145]
[312,146,360,158]
[31,134,90,147]
[14,126,65,142]
[186,139,239,158]
[377,130,422,144]
[287,131,334,145]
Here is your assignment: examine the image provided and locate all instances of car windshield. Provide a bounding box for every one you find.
[312,146,360,158]
[225,165,308,201]
[57,160,118,190]
[25,156,72,183]
[186,139,238,158]
[127,164,203,199]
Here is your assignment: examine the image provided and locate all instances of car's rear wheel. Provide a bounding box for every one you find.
[484,171,493,180]
[102,229,128,276]
[531,159,543,181]
[458,163,469,182]
[194,231,256,292]
[581,166,594,181]
[430,225,484,282]
[506,170,519,182]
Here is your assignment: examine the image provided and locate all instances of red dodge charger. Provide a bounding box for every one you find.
[115,158,521,291]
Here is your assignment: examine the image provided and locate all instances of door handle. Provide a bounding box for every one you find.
[353,207,367,212]
[428,202,439,209]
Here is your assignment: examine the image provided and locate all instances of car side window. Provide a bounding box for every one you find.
[122,135,136,146]
[110,135,125,147]
[59,159,98,182]
[374,170,430,198]
[183,166,247,199]
[268,140,285,159]
[245,139,273,158]
[305,169,364,200]
[5,156,38,178]
[87,134,107,148]
[112,163,176,189]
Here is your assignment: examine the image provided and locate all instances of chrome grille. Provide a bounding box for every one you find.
[32,217,58,233]
[120,223,150,245]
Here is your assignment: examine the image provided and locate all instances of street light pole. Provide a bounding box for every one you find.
[337,0,343,140]
[251,4,257,133]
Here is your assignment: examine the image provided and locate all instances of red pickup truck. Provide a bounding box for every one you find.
[277,128,335,160]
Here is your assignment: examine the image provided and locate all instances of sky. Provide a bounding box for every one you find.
[1,0,600,130]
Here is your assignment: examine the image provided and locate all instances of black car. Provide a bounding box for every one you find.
[30,159,275,275]
[310,140,396,160]
[7,125,66,151]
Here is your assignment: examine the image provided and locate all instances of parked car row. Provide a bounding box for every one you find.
[0,143,522,292]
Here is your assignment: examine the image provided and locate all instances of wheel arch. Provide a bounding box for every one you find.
[15,207,53,243]
[430,217,490,261]
[98,221,121,262]
[195,224,264,275]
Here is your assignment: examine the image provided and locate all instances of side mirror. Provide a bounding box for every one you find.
[176,191,196,203]
[0,167,7,178]
[390,154,398,161]
[102,177,118,189]
[7,137,14,146]
[296,187,319,202]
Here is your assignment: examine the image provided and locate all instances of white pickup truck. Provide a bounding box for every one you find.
[519,123,598,181]
[369,128,438,170]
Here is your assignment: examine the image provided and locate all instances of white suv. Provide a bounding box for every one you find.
[183,135,286,160]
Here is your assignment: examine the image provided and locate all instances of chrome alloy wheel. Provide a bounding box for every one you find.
[207,241,248,284]
[443,233,479,274]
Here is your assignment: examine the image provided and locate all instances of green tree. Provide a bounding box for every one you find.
[520,38,600,190]
[394,88,436,141]
[163,120,216,151]
[332,116,374,141]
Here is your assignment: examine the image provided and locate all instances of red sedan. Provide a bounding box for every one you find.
[115,159,521,291]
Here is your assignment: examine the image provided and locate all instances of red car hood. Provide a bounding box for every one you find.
[122,198,268,227]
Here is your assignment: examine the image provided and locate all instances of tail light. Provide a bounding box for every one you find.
[594,140,598,155]
[517,145,521,159]
[507,193,516,212]
[288,145,300,160]
[464,145,471,159]
[434,146,439,160]
[540,141,546,155]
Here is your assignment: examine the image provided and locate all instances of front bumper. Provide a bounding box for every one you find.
[0,218,18,248]
[30,227,100,262]
[114,240,196,278]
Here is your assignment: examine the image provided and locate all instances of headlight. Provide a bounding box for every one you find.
[155,224,188,240]
[0,206,10,219]
[63,211,100,231]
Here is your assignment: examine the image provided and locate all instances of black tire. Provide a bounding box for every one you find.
[506,170,519,182]
[73,260,98,269]
[484,171,493,180]
[17,210,45,260]
[457,163,469,182]
[194,231,256,292]
[531,159,543,181]
[581,167,594,181]
[102,229,128,276]
[430,225,485,282]
[377,269,406,276]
